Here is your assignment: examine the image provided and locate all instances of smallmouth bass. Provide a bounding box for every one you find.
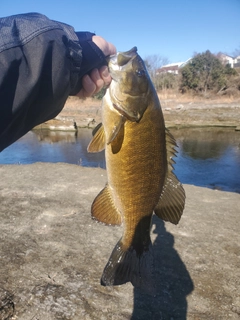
[88,47,185,291]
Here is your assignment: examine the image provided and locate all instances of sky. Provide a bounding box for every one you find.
[1,0,240,64]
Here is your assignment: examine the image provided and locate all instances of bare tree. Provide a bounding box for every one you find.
[232,46,240,57]
[144,54,169,80]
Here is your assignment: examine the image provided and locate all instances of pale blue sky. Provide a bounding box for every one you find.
[1,0,239,63]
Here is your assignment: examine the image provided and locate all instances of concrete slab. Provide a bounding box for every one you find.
[0,163,239,319]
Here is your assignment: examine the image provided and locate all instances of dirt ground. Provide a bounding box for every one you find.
[1,95,240,319]
[0,163,239,320]
[34,95,240,131]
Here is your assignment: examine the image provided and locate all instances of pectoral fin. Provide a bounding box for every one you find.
[91,185,122,225]
[87,123,105,153]
[106,115,125,145]
[154,128,185,224]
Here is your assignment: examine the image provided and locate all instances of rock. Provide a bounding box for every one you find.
[0,163,239,319]
[175,104,184,110]
[34,117,77,132]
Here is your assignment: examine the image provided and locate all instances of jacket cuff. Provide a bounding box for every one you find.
[70,32,107,95]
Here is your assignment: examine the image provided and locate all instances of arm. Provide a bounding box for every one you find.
[0,13,116,152]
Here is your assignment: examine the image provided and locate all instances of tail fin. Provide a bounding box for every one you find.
[101,238,155,294]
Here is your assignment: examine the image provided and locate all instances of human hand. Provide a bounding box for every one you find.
[76,36,116,99]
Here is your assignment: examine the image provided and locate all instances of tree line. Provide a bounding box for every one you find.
[94,49,240,100]
[145,50,240,97]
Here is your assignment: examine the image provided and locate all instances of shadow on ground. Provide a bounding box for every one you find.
[131,217,194,320]
[0,163,239,319]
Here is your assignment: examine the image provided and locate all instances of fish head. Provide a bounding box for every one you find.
[108,47,150,122]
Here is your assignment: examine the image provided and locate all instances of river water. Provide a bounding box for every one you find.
[0,127,239,193]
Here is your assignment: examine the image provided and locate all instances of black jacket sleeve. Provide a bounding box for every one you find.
[0,12,107,152]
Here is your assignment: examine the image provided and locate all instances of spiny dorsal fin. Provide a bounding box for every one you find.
[154,128,185,225]
[87,123,105,153]
[91,185,122,225]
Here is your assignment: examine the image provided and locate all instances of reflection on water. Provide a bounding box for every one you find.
[0,127,239,193]
[170,127,240,193]
[0,129,105,168]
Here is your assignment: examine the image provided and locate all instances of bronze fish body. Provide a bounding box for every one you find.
[88,47,185,290]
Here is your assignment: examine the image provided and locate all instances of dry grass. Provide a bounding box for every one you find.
[64,90,240,113]
[157,89,240,104]
[64,96,101,110]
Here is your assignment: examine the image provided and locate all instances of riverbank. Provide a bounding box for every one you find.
[1,95,240,319]
[34,95,240,130]
[0,163,239,319]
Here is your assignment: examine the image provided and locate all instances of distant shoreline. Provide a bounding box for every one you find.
[33,96,240,131]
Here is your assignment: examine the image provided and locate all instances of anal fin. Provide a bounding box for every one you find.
[154,128,185,225]
[91,185,122,225]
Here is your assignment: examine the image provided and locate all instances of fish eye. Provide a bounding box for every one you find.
[136,69,145,77]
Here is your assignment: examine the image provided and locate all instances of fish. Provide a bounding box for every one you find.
[87,47,185,291]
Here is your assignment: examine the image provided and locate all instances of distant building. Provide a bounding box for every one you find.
[156,53,240,75]
[216,52,240,68]
[216,53,235,67]
[156,59,192,75]
[233,55,240,68]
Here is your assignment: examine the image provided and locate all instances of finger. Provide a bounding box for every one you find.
[76,66,111,99]
[92,36,117,56]
[99,65,112,86]
[81,74,97,98]
[90,68,104,92]
[107,42,117,56]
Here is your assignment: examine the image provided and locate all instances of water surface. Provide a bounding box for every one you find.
[0,127,239,193]
[170,127,240,193]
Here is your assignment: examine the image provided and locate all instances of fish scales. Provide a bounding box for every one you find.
[105,101,166,249]
[88,47,185,292]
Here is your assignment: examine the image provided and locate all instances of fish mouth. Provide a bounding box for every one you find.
[117,47,138,66]
[108,47,138,78]
[105,54,115,64]
[109,47,138,66]
[108,47,143,122]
